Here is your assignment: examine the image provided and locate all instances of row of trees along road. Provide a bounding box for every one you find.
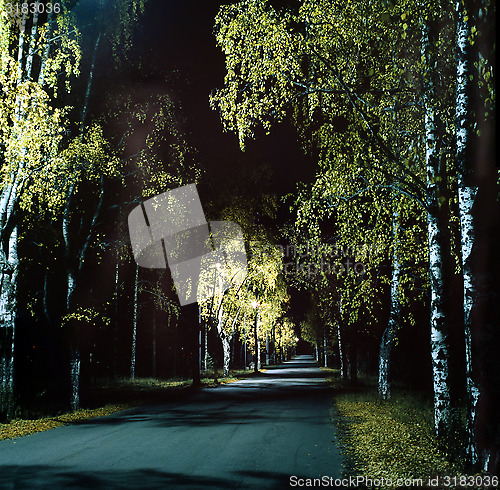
[199,195,293,378]
[0,0,165,415]
[0,0,296,421]
[210,0,498,473]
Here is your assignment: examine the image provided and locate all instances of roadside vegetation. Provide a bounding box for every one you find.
[322,368,463,487]
[0,369,256,441]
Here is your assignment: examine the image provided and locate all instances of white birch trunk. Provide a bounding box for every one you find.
[265,331,269,365]
[243,311,247,369]
[37,11,53,86]
[62,184,80,410]
[256,313,261,370]
[221,335,230,377]
[130,264,138,379]
[378,210,401,400]
[0,227,18,419]
[63,32,103,409]
[0,18,34,418]
[455,0,489,470]
[216,294,232,377]
[422,20,452,442]
[25,5,40,80]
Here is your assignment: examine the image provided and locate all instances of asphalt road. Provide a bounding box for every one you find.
[0,355,343,489]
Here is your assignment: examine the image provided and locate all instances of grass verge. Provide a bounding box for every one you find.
[1,368,259,441]
[0,404,132,441]
[321,368,463,488]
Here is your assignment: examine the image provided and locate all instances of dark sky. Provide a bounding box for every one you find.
[123,0,315,201]
[75,0,314,323]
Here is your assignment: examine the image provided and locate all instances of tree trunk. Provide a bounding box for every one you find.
[130,264,138,379]
[25,4,40,80]
[204,320,208,371]
[113,256,119,378]
[378,209,401,400]
[243,312,247,369]
[70,347,80,411]
[221,334,231,377]
[337,323,347,380]
[244,334,247,369]
[323,329,327,368]
[456,0,499,472]
[216,297,233,378]
[456,0,479,466]
[187,303,201,387]
[0,17,32,419]
[265,331,269,365]
[37,11,53,86]
[254,310,260,372]
[422,18,453,443]
[0,227,18,420]
[62,33,103,409]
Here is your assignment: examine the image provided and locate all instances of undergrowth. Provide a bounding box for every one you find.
[321,368,465,489]
[1,368,256,441]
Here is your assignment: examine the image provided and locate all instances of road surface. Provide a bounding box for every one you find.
[0,355,343,489]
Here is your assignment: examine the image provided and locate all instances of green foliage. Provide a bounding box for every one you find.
[199,196,294,351]
[106,88,200,197]
[62,306,110,328]
[211,0,456,338]
[0,4,82,216]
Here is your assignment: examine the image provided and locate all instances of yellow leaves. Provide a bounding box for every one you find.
[62,307,110,328]
[0,404,130,441]
[335,389,460,486]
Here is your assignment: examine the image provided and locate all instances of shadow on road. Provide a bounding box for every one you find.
[69,356,333,429]
[0,356,344,489]
[0,465,331,489]
[0,465,233,489]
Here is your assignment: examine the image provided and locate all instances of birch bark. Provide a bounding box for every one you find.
[456,0,498,472]
[0,14,32,418]
[422,18,453,442]
[378,209,401,400]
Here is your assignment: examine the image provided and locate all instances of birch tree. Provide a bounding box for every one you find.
[455,0,498,473]
[59,0,148,409]
[0,2,80,418]
[210,0,463,445]
[378,209,401,400]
